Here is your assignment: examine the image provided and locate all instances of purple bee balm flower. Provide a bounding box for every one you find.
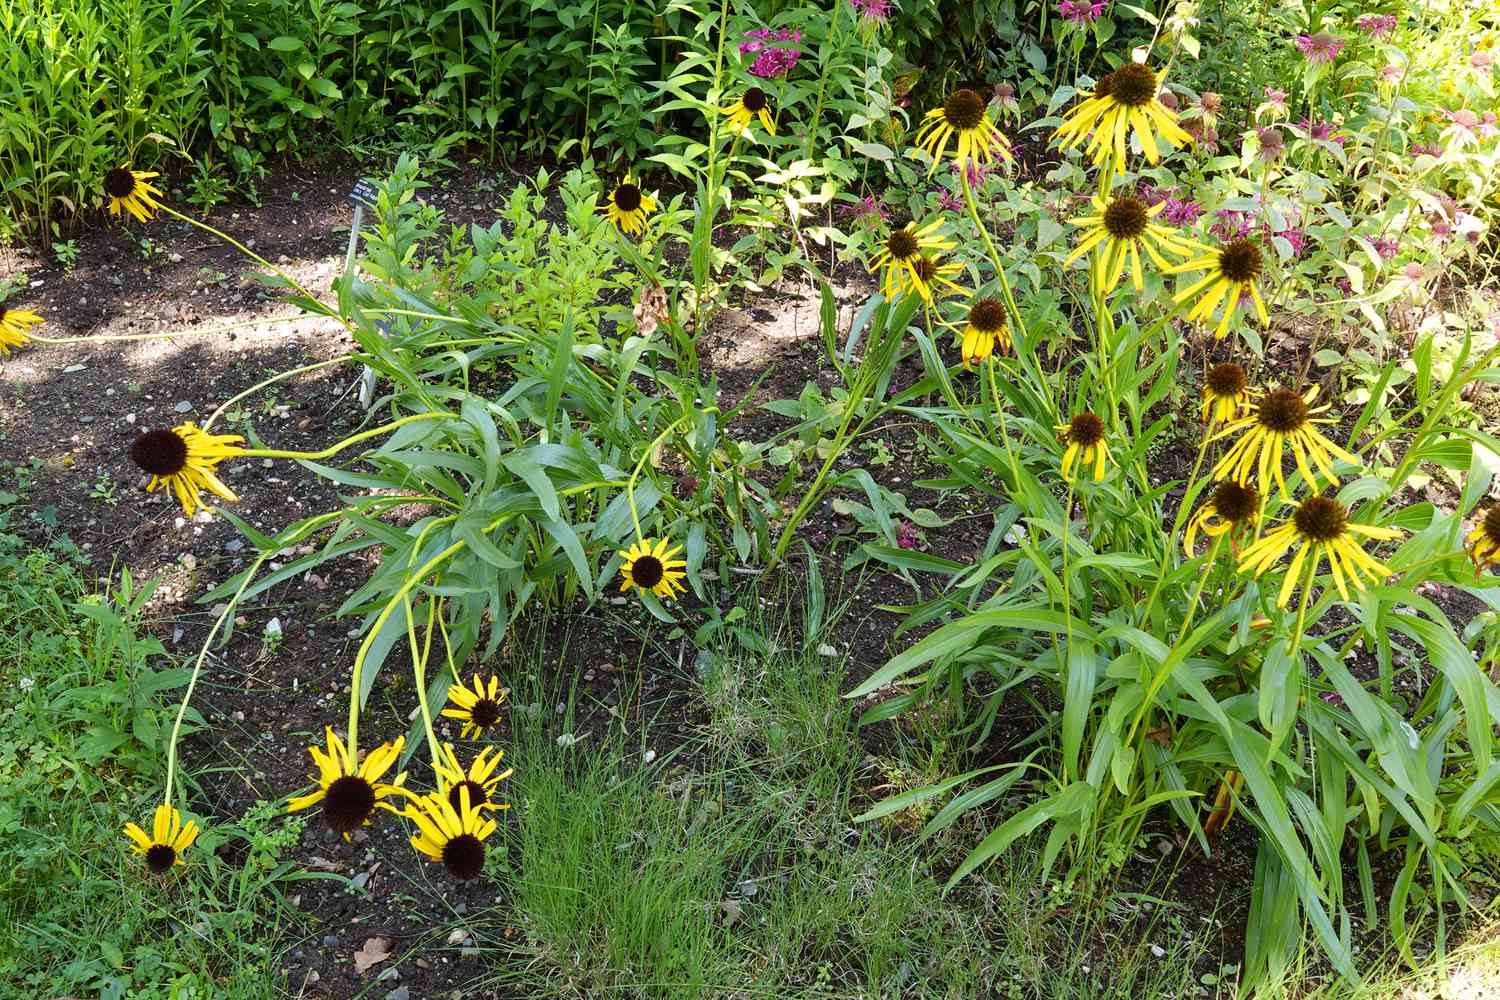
[1057,0,1106,25]
[1295,31,1345,64]
[1372,235,1400,259]
[1210,208,1255,240]
[1299,118,1347,144]
[935,187,964,212]
[948,155,994,188]
[839,195,889,224]
[850,0,894,22]
[1276,228,1306,257]
[1355,14,1396,40]
[896,521,920,549]
[1161,198,1203,226]
[1256,126,1286,162]
[740,28,802,78]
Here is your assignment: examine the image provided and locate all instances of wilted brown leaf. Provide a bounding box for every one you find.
[352,935,393,974]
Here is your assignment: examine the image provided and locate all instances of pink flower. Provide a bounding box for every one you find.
[1057,0,1106,25]
[1472,50,1496,71]
[1371,235,1400,259]
[948,155,996,188]
[1441,108,1497,149]
[1299,117,1347,144]
[1264,87,1288,107]
[839,195,889,225]
[1379,63,1405,84]
[1400,262,1425,281]
[1295,31,1345,64]
[935,187,964,212]
[1277,228,1307,257]
[1161,198,1203,226]
[849,0,894,22]
[740,28,802,79]
[1255,126,1286,162]
[896,521,920,550]
[1355,14,1396,40]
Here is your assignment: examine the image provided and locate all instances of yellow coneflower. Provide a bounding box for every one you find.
[1062,192,1194,293]
[129,423,247,517]
[1052,63,1193,171]
[1238,494,1402,607]
[959,297,1011,367]
[900,255,966,305]
[1211,385,1357,500]
[1184,479,1260,555]
[1056,411,1111,481]
[1166,238,1271,339]
[286,728,408,838]
[1467,506,1500,570]
[618,536,688,599]
[103,166,164,222]
[123,804,199,874]
[0,306,43,355]
[601,176,657,236]
[403,787,498,881]
[433,742,513,815]
[441,674,508,739]
[1201,362,1251,425]
[868,220,955,301]
[913,88,1012,175]
[723,87,776,136]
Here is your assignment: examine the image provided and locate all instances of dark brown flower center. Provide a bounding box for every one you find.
[631,554,665,588]
[145,843,177,874]
[1068,412,1105,447]
[1484,506,1500,545]
[1103,195,1149,239]
[1109,63,1158,107]
[912,257,939,282]
[442,834,486,880]
[104,167,136,198]
[968,297,1007,333]
[942,88,986,130]
[886,228,919,260]
[131,429,189,477]
[1293,495,1348,542]
[1092,71,1115,100]
[1206,362,1248,398]
[1211,480,1259,522]
[613,183,642,212]
[448,780,489,814]
[470,697,503,730]
[742,87,768,112]
[323,775,377,834]
[1256,388,1309,433]
[1219,239,1263,283]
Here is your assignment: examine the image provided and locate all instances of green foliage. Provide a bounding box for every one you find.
[0,519,298,999]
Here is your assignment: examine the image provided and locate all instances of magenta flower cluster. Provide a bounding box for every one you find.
[1210,201,1307,258]
[1355,14,1396,40]
[739,28,802,78]
[1057,0,1106,25]
[850,0,894,22]
[1295,32,1345,64]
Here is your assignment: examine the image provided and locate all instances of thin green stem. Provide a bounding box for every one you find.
[246,412,447,461]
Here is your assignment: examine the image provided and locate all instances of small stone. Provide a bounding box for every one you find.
[816,643,838,657]
[384,988,409,1000]
[375,966,399,981]
[321,934,338,948]
[1150,944,1166,958]
[126,413,137,424]
[231,710,245,722]
[174,401,193,413]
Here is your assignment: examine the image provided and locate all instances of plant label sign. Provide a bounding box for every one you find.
[346,179,379,210]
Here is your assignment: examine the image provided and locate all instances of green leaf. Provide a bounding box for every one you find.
[268,35,305,51]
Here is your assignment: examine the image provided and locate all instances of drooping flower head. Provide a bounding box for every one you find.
[1238,494,1401,607]
[959,297,1011,367]
[1052,63,1193,173]
[129,423,247,516]
[1167,238,1271,339]
[914,88,1012,176]
[1468,506,1500,570]
[0,306,43,355]
[123,804,200,874]
[1056,411,1111,481]
[1210,385,1358,500]
[1255,126,1286,163]
[868,220,955,301]
[1201,362,1250,424]
[442,674,509,739]
[103,167,164,222]
[723,88,776,136]
[433,743,513,815]
[901,255,965,305]
[1185,479,1260,554]
[286,729,408,838]
[402,788,497,881]
[1063,192,1195,293]
[618,536,689,599]
[601,175,657,236]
